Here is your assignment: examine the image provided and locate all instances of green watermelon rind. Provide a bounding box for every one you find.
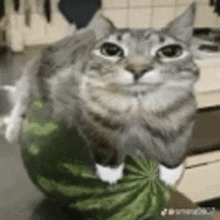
[21,96,175,219]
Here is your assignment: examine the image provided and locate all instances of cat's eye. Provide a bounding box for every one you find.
[157,44,183,58]
[100,43,124,57]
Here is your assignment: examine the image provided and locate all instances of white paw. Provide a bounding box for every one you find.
[5,117,23,143]
[95,163,124,184]
[3,117,11,124]
[159,163,185,186]
[3,85,16,92]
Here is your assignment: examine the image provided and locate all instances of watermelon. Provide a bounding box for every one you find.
[21,96,175,220]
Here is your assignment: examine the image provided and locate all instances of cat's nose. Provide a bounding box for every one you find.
[125,64,153,80]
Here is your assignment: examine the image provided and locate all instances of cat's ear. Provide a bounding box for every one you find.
[162,2,196,43]
[86,11,116,40]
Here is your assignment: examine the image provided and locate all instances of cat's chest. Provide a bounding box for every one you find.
[81,81,170,116]
[86,85,147,116]
[80,80,187,134]
[82,88,162,128]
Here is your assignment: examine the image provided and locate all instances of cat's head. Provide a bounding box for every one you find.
[82,3,199,97]
[87,3,196,44]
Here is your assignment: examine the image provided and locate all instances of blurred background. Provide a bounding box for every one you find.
[1,0,220,219]
[2,0,220,50]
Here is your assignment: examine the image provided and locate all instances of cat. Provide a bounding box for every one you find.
[3,3,199,186]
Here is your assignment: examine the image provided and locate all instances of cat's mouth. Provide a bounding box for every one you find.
[102,82,163,97]
[125,82,163,93]
[93,81,163,96]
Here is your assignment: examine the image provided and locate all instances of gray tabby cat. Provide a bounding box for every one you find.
[4,3,199,185]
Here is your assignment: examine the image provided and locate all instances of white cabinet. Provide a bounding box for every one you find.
[177,151,220,203]
[195,57,220,108]
[177,58,220,203]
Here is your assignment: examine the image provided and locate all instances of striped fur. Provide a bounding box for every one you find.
[5,4,199,184]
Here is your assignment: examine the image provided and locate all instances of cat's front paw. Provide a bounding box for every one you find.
[159,163,185,186]
[95,163,124,184]
[4,117,23,143]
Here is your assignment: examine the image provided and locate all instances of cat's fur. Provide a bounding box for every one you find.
[4,3,199,185]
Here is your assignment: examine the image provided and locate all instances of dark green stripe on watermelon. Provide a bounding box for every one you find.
[21,96,175,220]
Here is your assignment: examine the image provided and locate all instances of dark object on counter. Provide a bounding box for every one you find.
[13,0,20,12]
[0,0,5,18]
[58,0,101,28]
[194,28,220,43]
[214,36,220,42]
[44,0,51,22]
[198,44,219,52]
[193,28,211,36]
[215,0,220,15]
[25,6,31,26]
[198,197,220,211]
[0,45,9,55]
[210,0,220,16]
